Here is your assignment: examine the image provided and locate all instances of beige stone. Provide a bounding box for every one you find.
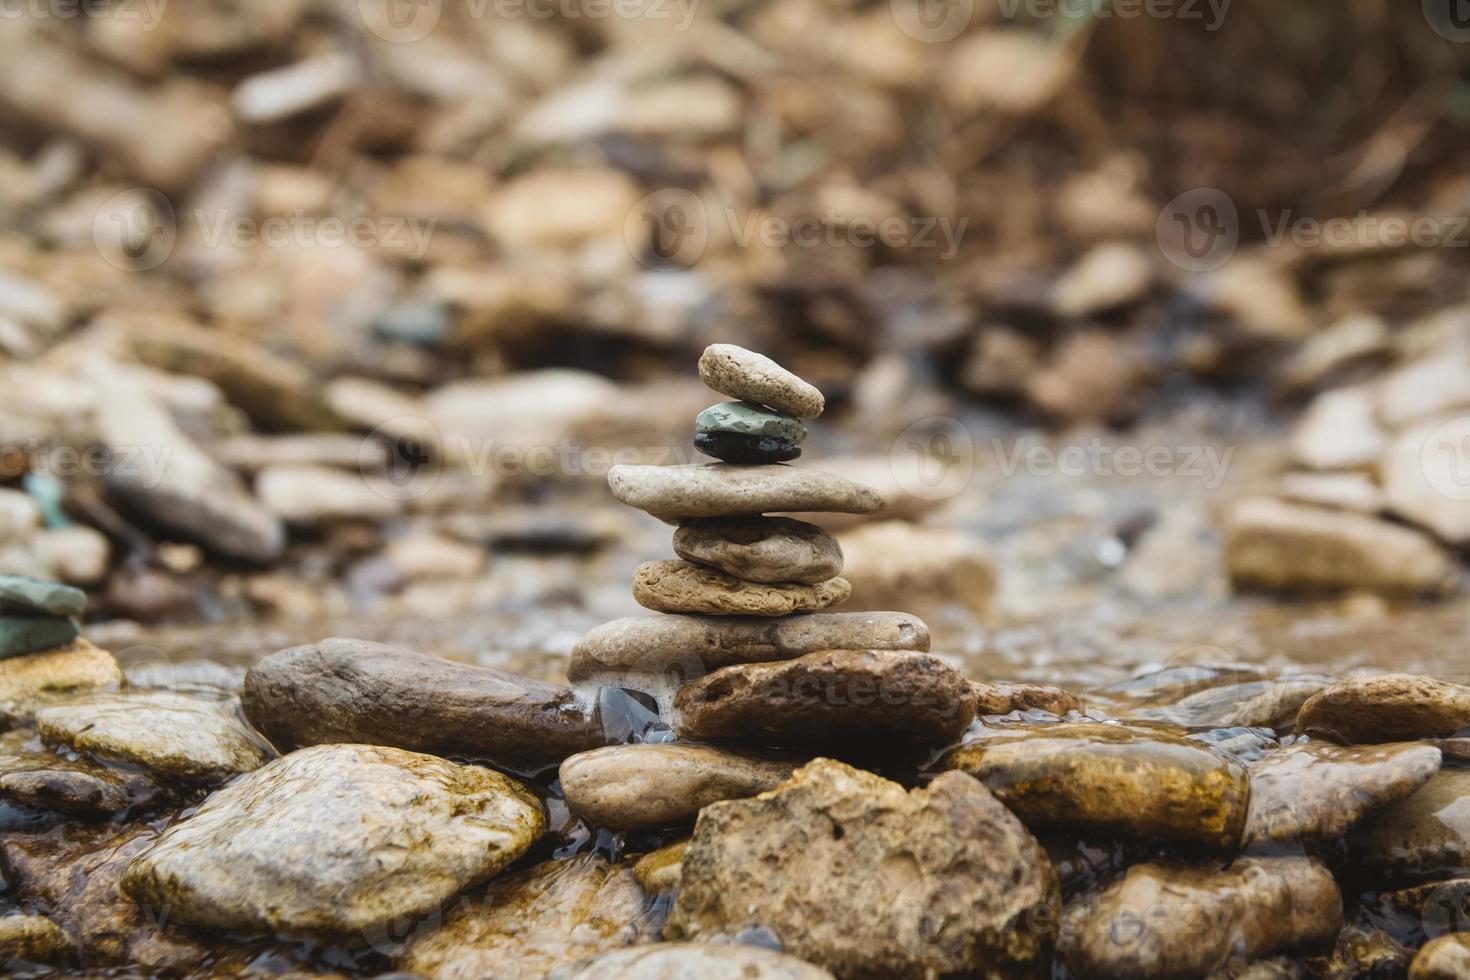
[673,517,841,585]
[632,560,849,616]
[1298,673,1470,743]
[698,344,824,418]
[608,464,884,521]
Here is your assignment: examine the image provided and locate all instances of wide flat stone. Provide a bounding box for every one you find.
[0,728,162,818]
[0,639,123,728]
[1298,674,1470,743]
[1060,856,1341,978]
[568,612,930,681]
[608,464,883,521]
[0,616,79,661]
[36,691,271,786]
[667,759,1057,978]
[121,744,544,939]
[633,560,850,616]
[0,914,69,964]
[698,344,824,418]
[550,943,835,979]
[674,517,842,585]
[0,575,85,617]
[938,722,1251,849]
[560,743,798,829]
[243,638,607,768]
[1351,769,1470,882]
[674,650,976,750]
[1244,741,1443,846]
[398,854,650,979]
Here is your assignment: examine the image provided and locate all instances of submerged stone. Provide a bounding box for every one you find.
[1410,932,1470,979]
[0,728,162,818]
[632,560,850,616]
[1350,769,1470,883]
[633,839,688,893]
[938,722,1251,849]
[673,517,841,585]
[0,914,69,964]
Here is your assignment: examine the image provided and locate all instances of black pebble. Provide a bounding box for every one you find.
[694,431,801,463]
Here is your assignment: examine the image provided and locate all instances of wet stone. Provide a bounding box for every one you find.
[698,344,825,419]
[243,638,607,769]
[1304,925,1412,979]
[695,402,806,445]
[675,650,977,750]
[608,464,884,521]
[0,914,69,964]
[1297,674,1470,743]
[1377,876,1470,932]
[1118,666,1331,731]
[397,854,650,979]
[938,722,1251,849]
[560,743,799,829]
[36,690,270,786]
[667,758,1058,979]
[568,612,930,681]
[633,560,850,616]
[633,839,688,893]
[121,744,545,939]
[694,431,800,464]
[673,517,842,585]
[0,638,123,728]
[1410,932,1470,979]
[0,615,79,660]
[1243,741,1442,847]
[1060,856,1342,979]
[0,728,162,818]
[0,575,85,617]
[1350,768,1470,883]
[550,942,836,979]
[970,680,1081,717]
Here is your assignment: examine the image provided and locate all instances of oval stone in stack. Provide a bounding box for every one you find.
[694,402,806,464]
[633,560,850,616]
[674,517,841,584]
[698,344,825,419]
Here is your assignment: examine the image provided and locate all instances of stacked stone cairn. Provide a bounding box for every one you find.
[561,346,979,829]
[0,574,84,659]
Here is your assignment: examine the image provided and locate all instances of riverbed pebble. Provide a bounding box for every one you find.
[1350,768,1470,881]
[1297,673,1470,743]
[1410,933,1470,979]
[698,344,824,418]
[0,638,123,727]
[695,401,807,445]
[0,574,85,617]
[551,943,836,979]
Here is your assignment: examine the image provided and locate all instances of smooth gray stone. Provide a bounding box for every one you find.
[0,576,86,617]
[0,616,79,661]
[695,402,806,444]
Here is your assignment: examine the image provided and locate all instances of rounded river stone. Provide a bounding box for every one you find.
[608,464,883,521]
[695,402,807,444]
[1351,768,1470,881]
[560,743,799,829]
[698,344,825,418]
[0,638,123,727]
[550,943,835,979]
[667,758,1058,978]
[568,612,931,681]
[938,722,1251,849]
[1411,933,1470,979]
[694,432,800,464]
[674,649,977,749]
[674,517,842,585]
[633,560,850,616]
[1298,673,1470,743]
[632,839,688,893]
[121,743,545,939]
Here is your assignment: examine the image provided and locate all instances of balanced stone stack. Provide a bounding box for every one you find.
[0,575,83,660]
[571,345,977,750]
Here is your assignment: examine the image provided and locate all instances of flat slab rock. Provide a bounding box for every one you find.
[36,690,270,786]
[1060,856,1341,978]
[121,743,545,939]
[938,722,1251,849]
[242,638,606,768]
[0,728,162,818]
[1244,741,1443,846]
[667,758,1058,979]
[674,649,977,750]
[633,560,850,616]
[1297,673,1470,743]
[673,517,842,585]
[698,344,825,419]
[398,854,650,979]
[0,615,79,660]
[0,638,122,727]
[607,464,883,521]
[568,612,929,681]
[560,743,799,829]
[1350,768,1470,881]
[550,943,835,979]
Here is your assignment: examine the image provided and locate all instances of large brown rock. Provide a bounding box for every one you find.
[398,854,650,979]
[673,517,842,585]
[243,638,606,768]
[674,650,977,750]
[938,722,1250,849]
[121,744,545,939]
[632,560,850,616]
[568,612,929,681]
[1060,857,1342,979]
[667,759,1059,979]
[1297,674,1470,743]
[561,743,799,829]
[1244,741,1442,846]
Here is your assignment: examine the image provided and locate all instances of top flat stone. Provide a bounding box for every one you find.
[698,345,824,419]
[0,575,85,618]
[608,464,883,520]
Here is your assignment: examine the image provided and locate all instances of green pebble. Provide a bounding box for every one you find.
[0,615,80,660]
[695,401,806,445]
[0,575,86,617]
